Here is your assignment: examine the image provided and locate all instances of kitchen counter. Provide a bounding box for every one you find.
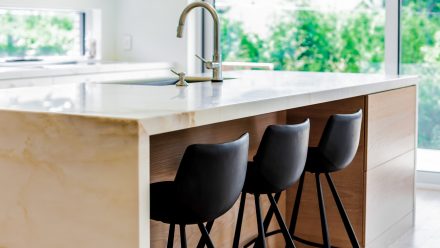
[0,70,415,133]
[0,70,417,248]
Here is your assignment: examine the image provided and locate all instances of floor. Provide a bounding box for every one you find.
[389,186,440,248]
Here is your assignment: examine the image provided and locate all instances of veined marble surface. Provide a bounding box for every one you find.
[0,70,417,134]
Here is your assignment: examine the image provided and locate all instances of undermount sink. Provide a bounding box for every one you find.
[101,76,235,86]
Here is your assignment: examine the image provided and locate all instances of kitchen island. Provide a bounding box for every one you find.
[0,70,417,248]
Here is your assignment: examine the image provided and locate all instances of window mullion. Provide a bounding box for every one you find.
[385,0,401,75]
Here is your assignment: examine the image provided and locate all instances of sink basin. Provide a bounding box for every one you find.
[101,76,235,86]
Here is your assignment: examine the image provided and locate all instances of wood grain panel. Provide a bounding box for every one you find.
[286,96,366,247]
[364,87,417,246]
[367,86,416,170]
[367,211,414,248]
[365,151,415,245]
[150,112,289,247]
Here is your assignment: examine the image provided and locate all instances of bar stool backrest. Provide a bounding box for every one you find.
[254,120,310,192]
[174,133,249,222]
[318,109,363,171]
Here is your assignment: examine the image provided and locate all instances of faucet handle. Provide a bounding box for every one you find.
[195,54,219,69]
[170,69,182,76]
[170,69,189,87]
[195,54,209,63]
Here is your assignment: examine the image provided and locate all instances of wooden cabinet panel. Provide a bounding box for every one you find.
[364,86,416,247]
[365,151,415,245]
[367,86,416,170]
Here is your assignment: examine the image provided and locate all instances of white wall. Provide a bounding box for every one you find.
[1,0,198,72]
[0,0,118,60]
[114,0,199,72]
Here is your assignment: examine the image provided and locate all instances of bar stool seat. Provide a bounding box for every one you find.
[151,181,198,224]
[233,120,310,248]
[288,110,363,248]
[304,147,341,173]
[150,133,249,248]
[242,161,279,194]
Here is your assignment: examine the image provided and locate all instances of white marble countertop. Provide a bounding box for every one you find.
[0,70,417,134]
[0,61,172,80]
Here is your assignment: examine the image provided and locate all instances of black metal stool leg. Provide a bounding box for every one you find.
[254,194,267,248]
[167,224,175,248]
[267,194,296,248]
[262,192,282,233]
[205,221,214,233]
[198,223,215,248]
[242,191,283,248]
[325,173,360,248]
[196,220,215,248]
[180,225,187,248]
[239,192,282,248]
[316,173,330,248]
[233,193,247,248]
[289,172,306,236]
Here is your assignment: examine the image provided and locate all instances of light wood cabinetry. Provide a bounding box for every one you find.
[366,86,416,170]
[365,86,416,247]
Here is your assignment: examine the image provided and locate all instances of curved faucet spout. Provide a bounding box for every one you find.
[177,2,219,48]
[176,1,223,82]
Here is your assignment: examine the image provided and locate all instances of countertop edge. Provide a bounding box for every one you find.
[139,76,418,135]
[0,73,418,135]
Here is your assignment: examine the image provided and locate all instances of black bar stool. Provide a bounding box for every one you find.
[232,120,310,248]
[287,110,363,248]
[150,133,249,248]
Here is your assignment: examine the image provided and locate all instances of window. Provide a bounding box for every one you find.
[400,0,440,171]
[211,0,385,73]
[0,8,86,62]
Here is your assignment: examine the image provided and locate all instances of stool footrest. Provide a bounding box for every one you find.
[243,229,283,248]
[242,229,340,248]
[293,234,339,248]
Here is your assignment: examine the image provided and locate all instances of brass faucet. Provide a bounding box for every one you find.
[177,1,223,82]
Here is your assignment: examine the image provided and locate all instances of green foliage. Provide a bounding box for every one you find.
[403,0,440,13]
[0,10,78,57]
[401,3,440,63]
[220,6,385,73]
[340,11,385,72]
[221,18,268,63]
[269,10,341,72]
[403,63,440,148]
[401,5,440,149]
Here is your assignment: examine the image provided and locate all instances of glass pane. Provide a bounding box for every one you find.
[216,0,385,73]
[401,0,440,171]
[0,8,83,59]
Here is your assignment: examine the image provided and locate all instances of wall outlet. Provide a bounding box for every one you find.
[123,35,133,51]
